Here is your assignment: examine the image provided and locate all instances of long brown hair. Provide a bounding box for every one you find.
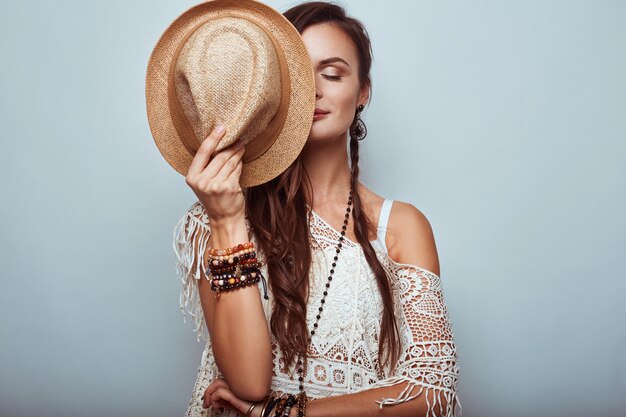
[244,1,400,374]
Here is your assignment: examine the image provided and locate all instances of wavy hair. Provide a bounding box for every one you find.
[244,1,400,374]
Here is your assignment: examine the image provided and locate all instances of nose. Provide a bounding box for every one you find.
[315,76,322,99]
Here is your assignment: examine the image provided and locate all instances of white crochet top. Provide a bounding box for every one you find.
[173,199,462,417]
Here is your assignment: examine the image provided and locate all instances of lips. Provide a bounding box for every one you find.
[314,108,329,115]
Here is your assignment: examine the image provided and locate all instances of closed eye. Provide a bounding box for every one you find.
[322,74,342,81]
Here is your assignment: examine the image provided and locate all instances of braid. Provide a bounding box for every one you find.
[349,136,401,371]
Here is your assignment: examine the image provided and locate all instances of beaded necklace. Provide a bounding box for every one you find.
[292,188,354,416]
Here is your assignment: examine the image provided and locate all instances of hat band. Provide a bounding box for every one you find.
[167,10,291,164]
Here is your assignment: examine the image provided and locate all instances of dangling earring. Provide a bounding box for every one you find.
[349,104,367,141]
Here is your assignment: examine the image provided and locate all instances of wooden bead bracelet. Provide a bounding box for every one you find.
[207,241,255,257]
[208,252,259,269]
[210,268,261,296]
[205,241,268,300]
[256,392,306,417]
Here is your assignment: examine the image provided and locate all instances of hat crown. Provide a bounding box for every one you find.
[173,16,283,153]
[146,0,315,186]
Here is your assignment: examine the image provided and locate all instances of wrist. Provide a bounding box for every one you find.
[253,395,271,417]
[209,215,248,247]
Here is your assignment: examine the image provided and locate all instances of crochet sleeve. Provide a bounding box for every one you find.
[369,257,462,417]
[172,201,213,343]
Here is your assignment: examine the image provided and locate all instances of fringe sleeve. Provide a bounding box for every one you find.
[172,201,213,343]
[370,257,462,417]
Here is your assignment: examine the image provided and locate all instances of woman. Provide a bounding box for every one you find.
[174,2,461,416]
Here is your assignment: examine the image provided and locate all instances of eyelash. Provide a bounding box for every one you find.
[322,74,342,81]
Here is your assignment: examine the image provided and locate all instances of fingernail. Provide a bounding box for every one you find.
[215,125,225,134]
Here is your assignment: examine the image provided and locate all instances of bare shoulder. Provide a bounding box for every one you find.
[355,185,440,277]
[356,183,386,239]
[386,200,441,277]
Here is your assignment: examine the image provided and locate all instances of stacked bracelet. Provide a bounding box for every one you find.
[206,241,268,300]
[262,396,279,417]
[257,393,306,417]
[278,394,296,417]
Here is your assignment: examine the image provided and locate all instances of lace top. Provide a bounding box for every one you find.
[173,200,461,417]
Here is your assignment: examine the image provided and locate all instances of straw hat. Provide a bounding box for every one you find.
[145,0,315,187]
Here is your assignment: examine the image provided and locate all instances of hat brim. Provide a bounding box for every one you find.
[145,0,315,187]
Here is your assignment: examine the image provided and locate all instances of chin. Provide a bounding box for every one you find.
[308,123,347,143]
[308,132,336,143]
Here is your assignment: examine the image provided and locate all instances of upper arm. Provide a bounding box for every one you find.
[370,202,460,414]
[386,201,440,276]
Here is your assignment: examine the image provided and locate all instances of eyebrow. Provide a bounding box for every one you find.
[318,57,350,67]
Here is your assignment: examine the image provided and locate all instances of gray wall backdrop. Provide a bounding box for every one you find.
[1,0,625,416]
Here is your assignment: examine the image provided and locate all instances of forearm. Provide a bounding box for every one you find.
[289,382,451,417]
[201,217,273,401]
[211,287,272,401]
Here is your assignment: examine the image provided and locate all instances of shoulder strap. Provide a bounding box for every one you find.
[376,199,393,251]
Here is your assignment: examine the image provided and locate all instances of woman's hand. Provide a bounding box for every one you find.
[202,377,265,416]
[185,125,246,226]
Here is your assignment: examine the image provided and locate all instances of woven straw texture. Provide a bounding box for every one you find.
[146,0,315,187]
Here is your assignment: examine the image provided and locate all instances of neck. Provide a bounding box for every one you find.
[301,134,353,207]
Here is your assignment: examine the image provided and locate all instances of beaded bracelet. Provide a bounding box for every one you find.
[210,267,261,298]
[210,260,262,276]
[207,247,257,272]
[273,396,287,417]
[296,391,307,417]
[207,242,251,280]
[207,244,255,269]
[259,393,305,417]
[210,268,260,286]
[279,395,296,417]
[205,242,268,300]
[211,268,268,300]
[208,241,255,257]
[263,396,279,417]
[209,261,261,279]
[208,254,255,269]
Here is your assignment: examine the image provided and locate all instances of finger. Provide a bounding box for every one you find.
[211,387,249,413]
[202,387,212,409]
[205,378,229,397]
[224,157,243,189]
[209,387,230,410]
[202,140,244,179]
[203,379,228,407]
[213,146,245,184]
[187,125,226,177]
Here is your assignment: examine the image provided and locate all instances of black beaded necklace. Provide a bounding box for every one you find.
[293,188,354,416]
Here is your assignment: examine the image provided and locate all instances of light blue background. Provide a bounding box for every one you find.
[1,1,625,416]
